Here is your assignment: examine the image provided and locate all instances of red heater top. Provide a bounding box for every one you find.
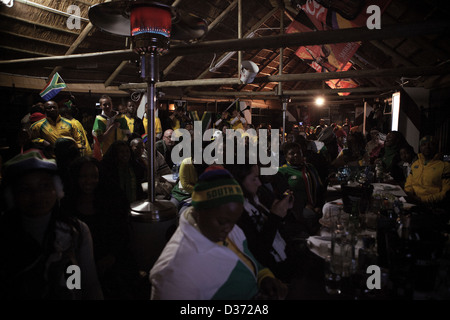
[88,1,207,42]
[130,5,172,38]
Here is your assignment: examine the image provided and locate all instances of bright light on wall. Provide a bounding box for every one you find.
[391,92,400,131]
[315,96,325,106]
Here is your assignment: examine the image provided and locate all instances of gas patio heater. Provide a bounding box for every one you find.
[89,1,207,219]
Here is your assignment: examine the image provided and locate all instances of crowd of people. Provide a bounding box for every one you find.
[1,95,449,300]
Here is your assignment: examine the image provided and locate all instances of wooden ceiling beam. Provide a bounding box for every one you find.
[252,65,450,83]
[188,86,397,97]
[0,73,127,96]
[370,40,416,67]
[168,20,450,57]
[14,0,89,22]
[0,30,71,48]
[194,7,279,81]
[0,45,53,57]
[0,13,80,35]
[163,0,238,77]
[350,55,391,88]
[105,60,130,87]
[116,64,450,91]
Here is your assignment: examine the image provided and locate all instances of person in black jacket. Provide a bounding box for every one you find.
[100,140,145,204]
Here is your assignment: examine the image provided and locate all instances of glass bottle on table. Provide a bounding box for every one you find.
[348,202,360,275]
[375,160,384,183]
[172,163,179,181]
[326,214,345,295]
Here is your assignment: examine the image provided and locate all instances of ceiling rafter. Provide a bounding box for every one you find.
[0,46,54,57]
[192,7,279,82]
[162,0,238,78]
[14,0,90,22]
[0,12,80,35]
[0,30,71,48]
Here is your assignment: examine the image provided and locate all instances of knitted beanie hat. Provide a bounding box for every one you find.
[191,165,244,210]
[3,149,57,185]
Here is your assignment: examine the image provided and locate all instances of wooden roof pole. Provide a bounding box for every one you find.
[118,64,450,90]
[105,60,129,87]
[0,13,80,35]
[193,7,279,81]
[237,0,242,81]
[48,0,112,80]
[277,5,284,97]
[15,0,89,22]
[48,21,94,80]
[253,65,450,83]
[168,20,449,57]
[187,86,398,97]
[370,40,416,67]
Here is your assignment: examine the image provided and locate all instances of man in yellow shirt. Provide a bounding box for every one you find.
[143,103,162,140]
[404,135,450,207]
[29,100,83,158]
[124,100,145,138]
[58,103,92,156]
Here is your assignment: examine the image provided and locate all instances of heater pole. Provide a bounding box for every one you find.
[142,51,159,203]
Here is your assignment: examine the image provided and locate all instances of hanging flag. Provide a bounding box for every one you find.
[286,0,392,94]
[39,72,67,101]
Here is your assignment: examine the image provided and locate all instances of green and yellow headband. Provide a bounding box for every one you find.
[191,165,244,210]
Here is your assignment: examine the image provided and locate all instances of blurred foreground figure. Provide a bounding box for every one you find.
[0,149,103,300]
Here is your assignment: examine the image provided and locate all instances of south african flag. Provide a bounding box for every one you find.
[39,72,66,101]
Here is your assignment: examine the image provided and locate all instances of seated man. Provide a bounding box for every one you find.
[404,135,450,208]
[156,129,175,169]
[149,165,288,300]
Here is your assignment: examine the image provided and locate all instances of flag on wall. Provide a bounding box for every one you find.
[39,72,67,101]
